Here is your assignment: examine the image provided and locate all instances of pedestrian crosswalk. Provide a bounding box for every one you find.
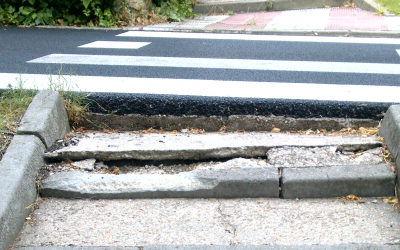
[3,31,400,103]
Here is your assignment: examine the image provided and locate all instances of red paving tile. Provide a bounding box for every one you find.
[206,12,281,30]
[327,8,387,31]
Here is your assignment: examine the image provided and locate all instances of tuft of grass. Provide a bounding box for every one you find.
[0,85,37,160]
[46,69,91,130]
[375,0,400,15]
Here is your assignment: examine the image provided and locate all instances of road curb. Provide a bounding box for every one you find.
[0,135,45,250]
[17,90,71,148]
[379,105,400,196]
[0,90,70,250]
[281,164,395,198]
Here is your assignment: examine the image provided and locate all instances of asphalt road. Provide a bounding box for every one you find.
[1,27,399,118]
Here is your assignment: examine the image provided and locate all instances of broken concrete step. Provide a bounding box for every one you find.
[41,165,279,199]
[45,132,382,161]
[13,198,400,248]
[40,161,395,199]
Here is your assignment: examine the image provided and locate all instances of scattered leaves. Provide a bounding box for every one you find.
[341,2,357,8]
[383,197,398,204]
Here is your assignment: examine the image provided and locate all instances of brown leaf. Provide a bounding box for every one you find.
[271,128,281,133]
[112,167,120,175]
[346,194,360,200]
[368,129,379,135]
[219,125,227,133]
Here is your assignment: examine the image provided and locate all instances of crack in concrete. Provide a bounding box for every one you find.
[217,200,237,237]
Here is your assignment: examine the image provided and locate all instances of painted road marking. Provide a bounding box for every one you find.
[1,73,400,103]
[79,41,151,49]
[118,31,400,44]
[28,54,400,75]
[397,49,400,57]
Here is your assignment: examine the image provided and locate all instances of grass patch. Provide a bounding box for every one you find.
[375,0,400,15]
[0,85,37,161]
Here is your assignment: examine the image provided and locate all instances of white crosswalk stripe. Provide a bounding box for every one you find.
[2,73,400,103]
[28,53,400,75]
[78,41,151,49]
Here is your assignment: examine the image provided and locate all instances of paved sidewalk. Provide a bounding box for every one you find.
[143,8,400,33]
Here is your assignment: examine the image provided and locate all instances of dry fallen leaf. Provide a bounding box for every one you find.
[112,167,120,175]
[171,130,177,134]
[271,128,281,133]
[346,194,360,200]
[368,129,379,135]
[377,136,384,141]
[391,166,396,173]
[219,125,227,133]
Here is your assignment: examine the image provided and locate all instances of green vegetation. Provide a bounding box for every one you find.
[0,85,36,160]
[376,0,400,15]
[0,0,197,27]
[154,0,196,22]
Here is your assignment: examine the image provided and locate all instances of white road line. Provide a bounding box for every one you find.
[397,49,400,57]
[0,73,399,103]
[78,41,151,49]
[28,54,400,75]
[118,31,400,44]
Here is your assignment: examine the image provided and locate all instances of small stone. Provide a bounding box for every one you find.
[72,159,96,171]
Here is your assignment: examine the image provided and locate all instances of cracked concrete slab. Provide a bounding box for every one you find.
[13,198,400,247]
[40,161,279,199]
[268,146,384,168]
[44,132,382,161]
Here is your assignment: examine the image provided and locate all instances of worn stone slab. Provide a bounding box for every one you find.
[13,198,400,247]
[40,165,279,199]
[0,135,45,250]
[44,132,382,161]
[17,90,70,148]
[282,164,395,198]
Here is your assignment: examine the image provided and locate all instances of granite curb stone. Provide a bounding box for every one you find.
[0,135,45,250]
[379,105,400,196]
[39,167,280,199]
[0,90,70,250]
[281,164,395,198]
[17,90,71,148]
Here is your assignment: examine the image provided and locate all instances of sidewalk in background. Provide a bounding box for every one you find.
[143,8,400,33]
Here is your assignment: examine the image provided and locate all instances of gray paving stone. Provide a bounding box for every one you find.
[44,132,382,161]
[17,90,70,148]
[40,165,279,199]
[282,164,395,198]
[0,135,45,250]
